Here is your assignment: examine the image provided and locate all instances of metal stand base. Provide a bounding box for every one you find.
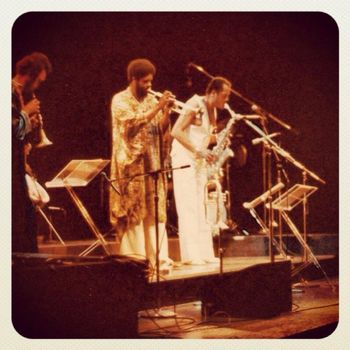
[281,211,335,290]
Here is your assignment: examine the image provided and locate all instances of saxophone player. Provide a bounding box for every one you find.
[170,77,232,265]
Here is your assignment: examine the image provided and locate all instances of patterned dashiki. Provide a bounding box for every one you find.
[109,87,169,236]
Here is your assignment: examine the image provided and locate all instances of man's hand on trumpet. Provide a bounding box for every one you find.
[22,97,40,116]
[22,98,42,128]
[30,113,43,129]
[157,90,175,112]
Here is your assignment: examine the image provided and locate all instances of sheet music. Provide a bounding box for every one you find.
[45,159,110,188]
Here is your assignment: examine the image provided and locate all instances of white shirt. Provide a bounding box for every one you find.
[171,94,216,163]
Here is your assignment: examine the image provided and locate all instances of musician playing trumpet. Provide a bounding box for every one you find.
[109,58,174,270]
[170,77,232,265]
[12,52,52,252]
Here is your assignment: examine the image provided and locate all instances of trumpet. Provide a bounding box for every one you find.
[36,116,53,148]
[148,89,200,115]
[32,94,53,148]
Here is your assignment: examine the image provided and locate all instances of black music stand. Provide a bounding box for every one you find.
[45,159,111,256]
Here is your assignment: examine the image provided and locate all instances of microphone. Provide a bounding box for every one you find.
[101,172,121,195]
[187,62,205,73]
[224,103,238,119]
[251,104,261,112]
[252,132,281,145]
[179,164,191,169]
[48,206,66,212]
[239,114,263,120]
[243,182,285,210]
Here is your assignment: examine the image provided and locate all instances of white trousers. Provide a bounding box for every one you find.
[119,215,170,266]
[172,156,216,262]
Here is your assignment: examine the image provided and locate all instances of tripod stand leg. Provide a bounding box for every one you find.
[249,209,288,259]
[65,185,110,256]
[281,211,334,289]
[38,207,66,246]
[79,239,101,257]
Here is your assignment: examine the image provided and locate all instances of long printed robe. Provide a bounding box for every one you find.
[109,87,169,236]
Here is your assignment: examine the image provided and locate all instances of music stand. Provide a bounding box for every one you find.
[269,184,317,211]
[45,159,111,256]
[269,184,333,286]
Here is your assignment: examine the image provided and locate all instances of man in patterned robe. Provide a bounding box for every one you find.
[109,58,173,269]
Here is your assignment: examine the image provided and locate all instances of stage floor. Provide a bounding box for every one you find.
[138,277,339,339]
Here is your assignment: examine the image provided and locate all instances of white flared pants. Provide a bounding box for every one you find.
[171,156,216,262]
[119,215,169,267]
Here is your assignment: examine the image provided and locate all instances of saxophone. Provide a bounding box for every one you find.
[207,104,238,179]
[205,104,238,235]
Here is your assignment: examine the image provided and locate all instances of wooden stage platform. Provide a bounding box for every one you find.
[12,244,338,339]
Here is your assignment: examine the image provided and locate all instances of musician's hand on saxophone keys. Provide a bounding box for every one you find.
[195,149,216,164]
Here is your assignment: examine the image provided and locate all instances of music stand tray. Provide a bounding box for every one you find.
[269,184,318,211]
[266,183,334,285]
[45,159,110,256]
[46,159,110,188]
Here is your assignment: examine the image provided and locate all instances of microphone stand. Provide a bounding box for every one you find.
[243,119,325,265]
[243,118,326,185]
[258,117,290,258]
[188,62,297,134]
[105,165,190,317]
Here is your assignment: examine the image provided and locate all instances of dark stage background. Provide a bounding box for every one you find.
[12,12,338,239]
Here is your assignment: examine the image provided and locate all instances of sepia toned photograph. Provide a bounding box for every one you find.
[11,11,338,339]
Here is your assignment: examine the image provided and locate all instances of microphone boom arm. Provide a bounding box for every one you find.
[243,119,325,184]
[188,62,296,133]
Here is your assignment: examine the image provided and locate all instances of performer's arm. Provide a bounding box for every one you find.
[171,110,198,154]
[171,107,215,163]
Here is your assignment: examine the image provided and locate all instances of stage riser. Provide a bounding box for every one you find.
[142,260,292,318]
[224,234,339,257]
[12,255,148,338]
[39,234,338,261]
